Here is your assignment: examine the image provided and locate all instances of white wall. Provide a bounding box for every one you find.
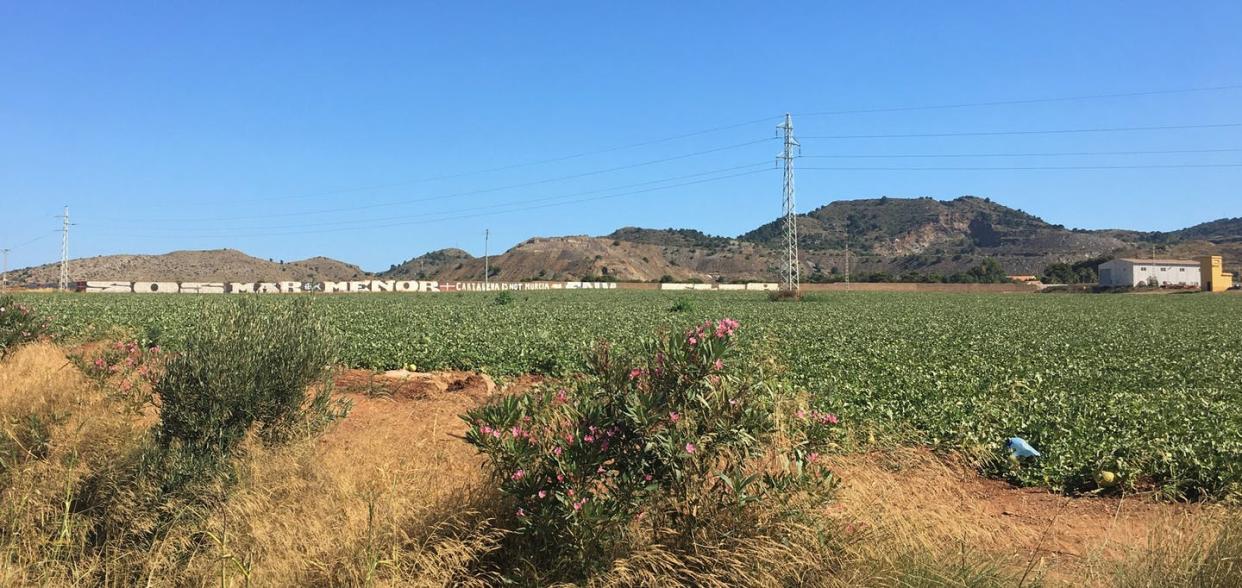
[1099,261,1199,287]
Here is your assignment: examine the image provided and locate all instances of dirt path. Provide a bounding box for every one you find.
[823,447,1215,583]
[327,368,1219,585]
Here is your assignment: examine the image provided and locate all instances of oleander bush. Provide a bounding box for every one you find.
[464,318,842,582]
[0,295,49,358]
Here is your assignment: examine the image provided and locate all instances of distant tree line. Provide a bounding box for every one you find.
[1040,256,1110,284]
[806,257,1013,284]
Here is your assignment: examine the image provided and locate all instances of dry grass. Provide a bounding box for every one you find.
[1,343,1237,586]
[0,342,150,585]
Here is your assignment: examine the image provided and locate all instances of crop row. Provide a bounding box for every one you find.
[17,290,1242,498]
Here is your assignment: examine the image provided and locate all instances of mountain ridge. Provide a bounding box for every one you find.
[10,197,1241,285]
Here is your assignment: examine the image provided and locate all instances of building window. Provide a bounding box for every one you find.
[1180,268,1185,272]
[1140,267,1148,271]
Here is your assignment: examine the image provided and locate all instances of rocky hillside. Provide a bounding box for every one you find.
[386,196,1239,282]
[381,236,770,282]
[11,249,369,285]
[13,198,1240,285]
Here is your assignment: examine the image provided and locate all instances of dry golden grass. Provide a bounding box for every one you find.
[1,344,1237,587]
[0,342,149,585]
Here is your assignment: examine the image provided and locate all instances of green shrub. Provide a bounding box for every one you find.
[155,298,344,468]
[66,299,347,579]
[463,318,840,580]
[668,296,694,313]
[493,291,516,305]
[0,295,50,357]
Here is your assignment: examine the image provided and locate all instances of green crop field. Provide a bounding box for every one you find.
[16,290,1242,499]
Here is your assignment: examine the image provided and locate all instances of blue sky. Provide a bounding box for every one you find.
[2,1,1240,272]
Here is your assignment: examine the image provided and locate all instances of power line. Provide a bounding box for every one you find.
[798,122,1242,140]
[101,138,777,224]
[5,233,54,251]
[800,147,1242,159]
[138,116,783,209]
[795,83,1242,117]
[800,163,1242,171]
[105,167,773,241]
[99,162,772,235]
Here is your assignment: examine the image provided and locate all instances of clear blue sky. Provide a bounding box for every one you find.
[2,1,1240,272]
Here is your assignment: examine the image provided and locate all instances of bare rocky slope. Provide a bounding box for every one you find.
[385,197,1241,282]
[12,198,1240,285]
[11,249,369,285]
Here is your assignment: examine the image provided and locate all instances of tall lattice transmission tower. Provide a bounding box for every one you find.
[57,206,71,291]
[778,113,800,291]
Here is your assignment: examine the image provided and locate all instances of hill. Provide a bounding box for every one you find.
[391,196,1238,283]
[12,197,1241,285]
[9,249,369,285]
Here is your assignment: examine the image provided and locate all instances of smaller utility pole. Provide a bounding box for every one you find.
[483,229,490,289]
[1,248,9,292]
[844,228,850,286]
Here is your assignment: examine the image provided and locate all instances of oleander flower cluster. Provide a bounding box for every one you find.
[463,318,841,565]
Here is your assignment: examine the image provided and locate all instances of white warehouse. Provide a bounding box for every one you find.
[1097,258,1201,288]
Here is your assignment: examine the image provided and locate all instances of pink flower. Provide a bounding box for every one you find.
[573,499,586,511]
[628,368,643,380]
[538,490,547,499]
[510,469,526,481]
[688,336,698,346]
[685,442,697,454]
[553,446,563,456]
[583,434,595,443]
[669,412,680,423]
[120,380,133,392]
[808,452,820,463]
[94,358,105,368]
[566,488,574,497]
[643,474,653,482]
[557,474,565,482]
[516,507,526,517]
[796,409,807,420]
[555,388,568,403]
[713,359,724,371]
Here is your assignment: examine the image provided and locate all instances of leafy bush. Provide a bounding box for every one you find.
[493,290,516,305]
[668,296,694,313]
[463,318,840,580]
[155,298,345,469]
[0,295,49,357]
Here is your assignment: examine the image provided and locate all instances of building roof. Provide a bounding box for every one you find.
[1112,258,1201,266]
